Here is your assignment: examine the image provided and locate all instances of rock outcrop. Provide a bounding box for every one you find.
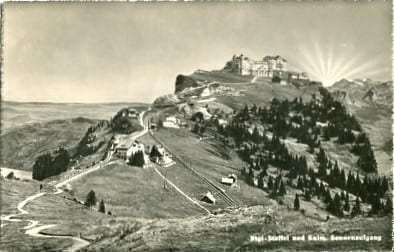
[175,75,200,93]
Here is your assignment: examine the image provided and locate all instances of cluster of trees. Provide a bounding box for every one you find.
[128,150,145,167]
[295,173,361,217]
[220,86,377,171]
[32,147,70,181]
[110,109,141,134]
[85,190,107,214]
[192,123,207,137]
[75,121,108,157]
[351,133,378,173]
[214,91,390,218]
[229,88,372,166]
[238,133,308,177]
[267,175,287,198]
[191,111,210,137]
[243,166,286,199]
[85,190,97,208]
[316,148,388,206]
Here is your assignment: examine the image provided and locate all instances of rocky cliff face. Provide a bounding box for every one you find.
[361,82,392,108]
[153,71,248,108]
[175,74,200,93]
[329,79,392,109]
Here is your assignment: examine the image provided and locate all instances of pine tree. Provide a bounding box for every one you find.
[324,189,332,204]
[99,200,106,213]
[271,178,278,198]
[297,176,304,189]
[305,189,311,201]
[268,176,274,190]
[199,125,206,137]
[351,197,361,217]
[129,150,145,167]
[370,196,382,214]
[294,194,300,210]
[257,173,265,189]
[278,180,286,196]
[384,198,392,215]
[85,190,97,209]
[252,126,262,143]
[149,145,162,161]
[344,192,350,211]
[192,123,200,134]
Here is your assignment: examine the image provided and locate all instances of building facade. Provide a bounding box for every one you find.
[228,54,288,77]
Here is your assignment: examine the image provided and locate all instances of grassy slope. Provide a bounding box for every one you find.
[0,119,97,171]
[139,133,230,211]
[1,102,149,171]
[154,128,276,208]
[189,70,254,84]
[69,162,205,218]
[175,71,319,110]
[87,205,392,251]
[0,178,74,251]
[2,177,389,251]
[217,81,320,110]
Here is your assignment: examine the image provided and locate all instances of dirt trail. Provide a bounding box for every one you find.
[1,110,149,251]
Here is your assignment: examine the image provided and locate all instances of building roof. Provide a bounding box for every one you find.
[201,191,216,203]
[263,55,287,62]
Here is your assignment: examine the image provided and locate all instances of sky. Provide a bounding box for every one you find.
[2,1,392,103]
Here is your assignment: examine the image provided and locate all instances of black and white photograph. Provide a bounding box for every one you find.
[0,1,392,251]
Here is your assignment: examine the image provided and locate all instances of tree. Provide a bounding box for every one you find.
[344,192,350,211]
[351,197,361,217]
[268,176,274,190]
[6,172,15,179]
[99,199,106,213]
[257,173,265,189]
[32,148,70,181]
[191,112,204,122]
[278,180,286,196]
[157,118,163,128]
[370,195,382,214]
[384,198,392,215]
[304,189,311,201]
[85,190,97,209]
[192,123,200,134]
[251,126,263,144]
[129,150,145,167]
[297,176,304,189]
[294,194,300,210]
[150,145,162,161]
[199,125,206,137]
[272,76,281,83]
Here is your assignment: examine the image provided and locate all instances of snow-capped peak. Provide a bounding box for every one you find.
[345,78,364,86]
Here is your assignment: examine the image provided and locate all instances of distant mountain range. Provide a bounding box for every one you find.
[329,78,392,109]
[328,78,392,177]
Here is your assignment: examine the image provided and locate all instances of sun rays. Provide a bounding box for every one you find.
[290,39,388,86]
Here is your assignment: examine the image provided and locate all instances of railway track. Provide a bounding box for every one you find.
[149,131,239,208]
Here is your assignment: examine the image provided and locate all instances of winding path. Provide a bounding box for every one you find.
[1,109,149,251]
[0,163,107,251]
